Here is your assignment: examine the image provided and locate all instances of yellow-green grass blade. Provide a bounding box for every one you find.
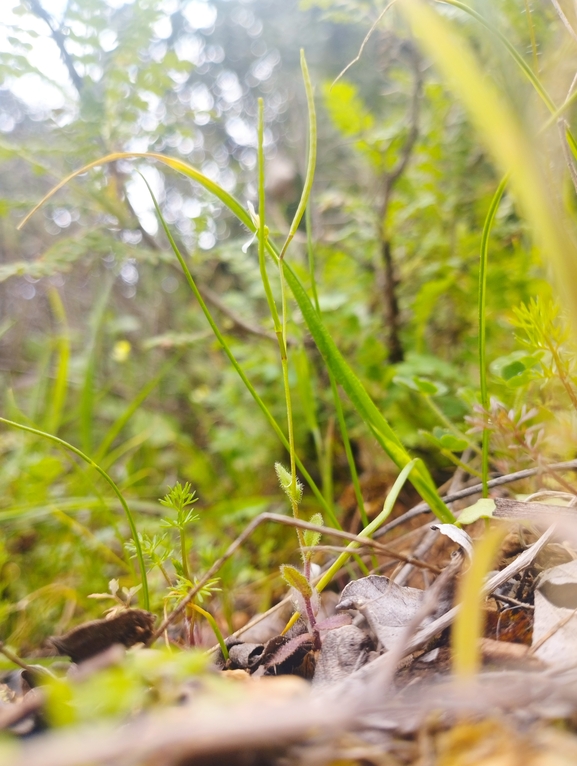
[93,355,179,464]
[452,524,508,677]
[438,0,555,112]
[315,459,418,593]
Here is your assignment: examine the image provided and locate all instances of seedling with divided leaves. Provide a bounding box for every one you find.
[126,482,226,657]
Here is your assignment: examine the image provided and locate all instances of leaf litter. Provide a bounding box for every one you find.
[5,473,577,764]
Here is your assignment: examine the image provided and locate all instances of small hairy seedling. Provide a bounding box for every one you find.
[281,560,320,648]
[276,458,323,643]
[126,533,171,585]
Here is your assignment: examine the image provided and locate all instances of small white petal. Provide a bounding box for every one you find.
[246,200,260,227]
[242,233,257,253]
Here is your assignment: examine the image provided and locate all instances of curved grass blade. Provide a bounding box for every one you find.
[479,175,508,496]
[18,152,253,233]
[439,1,577,156]
[138,175,339,527]
[438,0,555,112]
[282,265,454,523]
[45,287,70,436]
[256,98,281,336]
[279,50,317,260]
[20,153,452,523]
[0,416,149,610]
[93,355,179,464]
[316,459,419,592]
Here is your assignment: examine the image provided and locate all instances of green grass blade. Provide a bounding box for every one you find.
[93,355,178,464]
[279,50,317,260]
[330,374,368,527]
[316,459,418,592]
[138,175,339,527]
[0,416,149,610]
[282,264,454,523]
[256,98,281,335]
[306,205,367,526]
[80,276,114,456]
[479,175,508,496]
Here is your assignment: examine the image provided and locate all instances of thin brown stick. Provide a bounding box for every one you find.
[331,0,399,89]
[150,512,442,642]
[346,524,556,687]
[375,459,577,537]
[550,0,577,45]
[27,0,84,94]
[0,642,35,672]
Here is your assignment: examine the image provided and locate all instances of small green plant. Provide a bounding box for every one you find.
[159,482,199,583]
[510,297,577,410]
[276,460,323,644]
[126,482,227,658]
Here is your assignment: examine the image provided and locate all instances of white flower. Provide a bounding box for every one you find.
[242,201,259,253]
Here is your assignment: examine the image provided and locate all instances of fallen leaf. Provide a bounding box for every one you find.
[312,625,374,686]
[532,559,577,665]
[335,575,450,650]
[48,610,155,663]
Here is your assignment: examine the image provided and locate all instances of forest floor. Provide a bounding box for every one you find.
[3,463,577,766]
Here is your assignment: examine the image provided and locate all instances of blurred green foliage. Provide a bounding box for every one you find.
[0,0,576,649]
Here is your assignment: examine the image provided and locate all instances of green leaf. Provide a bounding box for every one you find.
[275,462,303,505]
[394,375,447,396]
[457,498,496,526]
[438,433,470,452]
[280,564,313,599]
[19,151,453,525]
[501,360,526,381]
